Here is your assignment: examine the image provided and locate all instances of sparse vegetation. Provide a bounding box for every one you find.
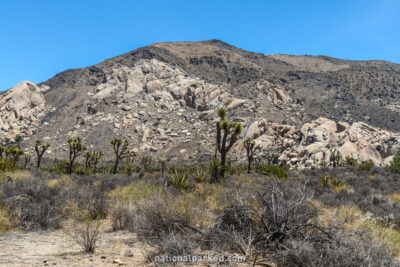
[1,133,400,265]
[387,150,400,174]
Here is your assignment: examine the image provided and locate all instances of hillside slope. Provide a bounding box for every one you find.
[1,40,400,166]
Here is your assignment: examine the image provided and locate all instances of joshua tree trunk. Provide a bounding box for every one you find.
[220,153,226,179]
[247,157,252,174]
[113,158,119,174]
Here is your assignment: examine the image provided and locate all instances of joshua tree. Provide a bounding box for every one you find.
[24,154,32,169]
[84,150,103,173]
[35,140,50,168]
[111,139,133,174]
[138,155,153,179]
[67,137,86,174]
[6,146,24,167]
[244,138,260,174]
[329,148,342,168]
[215,108,242,179]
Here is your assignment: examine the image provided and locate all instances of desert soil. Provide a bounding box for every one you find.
[0,229,149,266]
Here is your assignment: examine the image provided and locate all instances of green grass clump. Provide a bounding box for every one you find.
[358,160,375,171]
[320,175,349,192]
[108,181,161,201]
[387,150,400,174]
[257,164,288,180]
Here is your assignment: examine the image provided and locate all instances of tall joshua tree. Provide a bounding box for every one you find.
[35,140,50,168]
[111,139,133,174]
[67,137,86,174]
[244,138,260,174]
[216,108,242,179]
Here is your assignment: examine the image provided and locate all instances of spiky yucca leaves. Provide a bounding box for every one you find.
[244,138,260,174]
[24,154,32,169]
[209,157,222,182]
[67,137,86,174]
[215,108,243,180]
[84,150,103,173]
[160,159,167,184]
[167,169,192,191]
[35,140,50,168]
[111,139,134,174]
[193,165,208,183]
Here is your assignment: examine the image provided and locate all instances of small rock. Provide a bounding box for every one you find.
[124,250,134,257]
[113,258,124,265]
[101,256,107,259]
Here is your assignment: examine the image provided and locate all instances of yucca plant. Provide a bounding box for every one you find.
[167,169,192,191]
[193,165,208,183]
[209,157,222,182]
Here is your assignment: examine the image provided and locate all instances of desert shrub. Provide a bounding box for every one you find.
[0,158,17,172]
[358,160,375,171]
[387,150,400,174]
[319,175,349,192]
[110,202,135,231]
[146,232,201,262]
[204,178,329,257]
[73,185,108,220]
[135,196,200,242]
[345,156,358,167]
[0,177,68,229]
[274,233,396,267]
[256,164,287,179]
[65,218,101,253]
[0,208,13,234]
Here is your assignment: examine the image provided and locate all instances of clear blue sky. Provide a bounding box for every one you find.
[1,0,399,91]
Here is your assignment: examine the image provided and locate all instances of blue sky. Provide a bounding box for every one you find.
[0,0,399,91]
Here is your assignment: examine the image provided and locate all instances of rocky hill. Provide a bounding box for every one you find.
[1,40,400,167]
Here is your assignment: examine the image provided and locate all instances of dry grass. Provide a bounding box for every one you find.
[388,193,400,203]
[47,175,72,188]
[315,201,400,257]
[0,208,13,235]
[107,181,162,202]
[0,170,32,182]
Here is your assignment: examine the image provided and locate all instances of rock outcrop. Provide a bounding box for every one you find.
[0,81,52,142]
[245,117,400,167]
